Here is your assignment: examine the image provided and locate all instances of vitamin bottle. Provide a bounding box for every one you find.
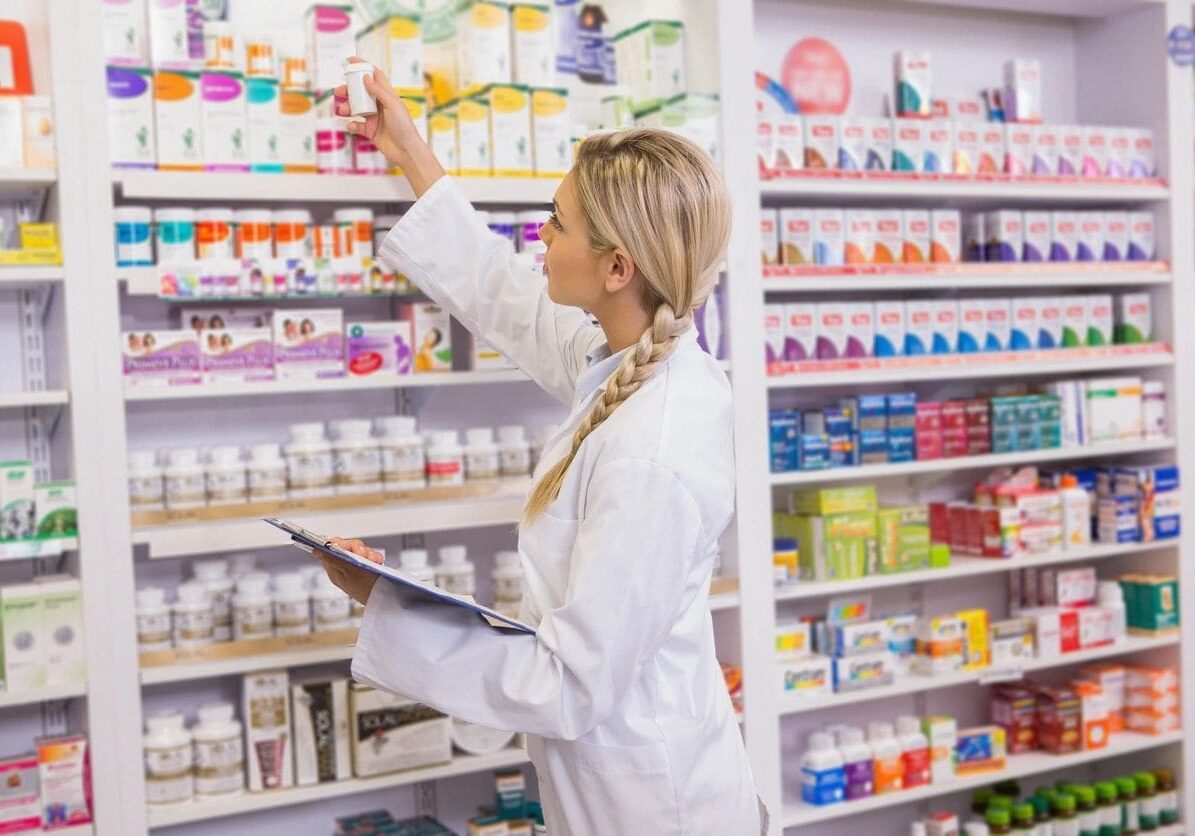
[835,726,873,800]
[1116,777,1138,834]
[895,715,930,788]
[136,587,172,653]
[343,60,378,117]
[128,450,165,512]
[246,443,287,502]
[310,571,352,632]
[284,422,334,499]
[1098,582,1127,643]
[1095,781,1120,836]
[1012,803,1036,834]
[398,549,435,585]
[204,445,247,506]
[115,206,154,266]
[153,207,196,263]
[334,206,375,260]
[497,425,532,477]
[192,701,245,798]
[973,789,997,815]
[528,426,553,472]
[799,732,844,806]
[1075,785,1101,836]
[272,572,311,636]
[464,427,500,481]
[234,208,273,261]
[436,545,476,596]
[172,581,214,648]
[165,447,206,510]
[272,209,313,260]
[196,207,235,259]
[1053,793,1081,836]
[1152,769,1176,826]
[233,572,273,640]
[229,554,258,579]
[987,808,1012,836]
[329,418,382,494]
[1030,795,1055,836]
[144,711,193,805]
[492,551,524,617]
[867,721,904,794]
[1132,772,1158,832]
[426,430,464,486]
[192,559,234,642]
[376,415,426,491]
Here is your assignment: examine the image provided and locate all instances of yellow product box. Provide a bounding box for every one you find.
[422,0,459,106]
[19,223,59,252]
[511,3,553,85]
[470,83,532,177]
[429,105,459,175]
[456,92,492,176]
[956,608,990,670]
[530,87,570,177]
[355,14,424,95]
[455,1,512,91]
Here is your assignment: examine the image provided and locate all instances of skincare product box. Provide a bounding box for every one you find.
[349,684,451,777]
[293,677,352,786]
[243,670,294,791]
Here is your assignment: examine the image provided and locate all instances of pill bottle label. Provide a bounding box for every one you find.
[234,603,273,639]
[174,610,213,646]
[205,469,246,504]
[313,597,351,631]
[493,577,523,600]
[273,600,310,635]
[194,736,245,796]
[499,447,531,477]
[427,458,463,484]
[166,473,206,509]
[465,450,500,481]
[333,447,382,491]
[145,745,192,804]
[248,464,288,500]
[129,475,166,510]
[286,452,333,492]
[137,611,172,650]
[439,572,475,597]
[196,221,234,259]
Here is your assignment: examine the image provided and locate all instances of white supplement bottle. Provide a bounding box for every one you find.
[228,553,258,580]
[497,425,532,478]
[135,587,173,653]
[835,726,874,800]
[800,731,845,806]
[115,206,154,265]
[165,447,206,510]
[464,427,500,481]
[128,450,165,512]
[204,445,246,506]
[144,710,194,805]
[436,545,476,596]
[272,572,311,636]
[154,207,196,263]
[233,208,274,261]
[1098,580,1127,642]
[192,558,234,642]
[426,430,464,486]
[528,426,554,472]
[330,418,382,494]
[333,207,375,260]
[272,209,313,260]
[192,701,245,798]
[343,60,378,118]
[310,571,352,632]
[492,551,524,617]
[233,572,274,640]
[398,549,436,585]
[172,581,214,648]
[246,443,288,502]
[284,422,335,499]
[376,415,426,491]
[195,207,235,259]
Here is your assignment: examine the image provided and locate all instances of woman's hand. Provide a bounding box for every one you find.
[316,537,384,606]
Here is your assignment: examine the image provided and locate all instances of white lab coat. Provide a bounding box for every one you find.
[352,177,760,835]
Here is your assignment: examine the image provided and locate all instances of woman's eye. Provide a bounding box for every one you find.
[549,213,563,231]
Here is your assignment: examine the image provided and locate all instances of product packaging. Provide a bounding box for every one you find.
[954,726,1006,775]
[931,300,958,355]
[1115,293,1152,343]
[472,84,532,177]
[33,482,76,539]
[1059,125,1083,175]
[346,321,413,376]
[612,20,684,110]
[293,678,352,786]
[1050,211,1078,261]
[349,684,452,776]
[279,89,317,172]
[0,461,34,541]
[902,210,930,263]
[1022,211,1050,262]
[200,71,248,172]
[153,68,203,170]
[779,209,814,265]
[243,670,294,791]
[530,87,570,177]
[1,581,44,690]
[356,14,424,94]
[246,77,283,172]
[872,210,903,264]
[922,120,952,173]
[837,117,867,171]
[1004,59,1041,123]
[812,209,845,266]
[844,210,874,265]
[36,735,90,829]
[803,115,838,170]
[1127,211,1155,261]
[0,755,40,832]
[106,66,157,168]
[929,210,960,263]
[36,575,84,688]
[273,309,344,381]
[873,301,905,357]
[306,5,355,92]
[1003,123,1033,174]
[893,50,931,118]
[865,117,893,171]
[122,330,202,389]
[411,304,453,372]
[201,328,275,384]
[892,120,923,172]
[783,304,816,362]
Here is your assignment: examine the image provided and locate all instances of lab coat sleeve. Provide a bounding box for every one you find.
[351,458,703,740]
[378,176,604,405]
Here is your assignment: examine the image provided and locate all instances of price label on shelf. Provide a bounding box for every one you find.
[979,668,1025,686]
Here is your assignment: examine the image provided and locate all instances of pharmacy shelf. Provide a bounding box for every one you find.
[762,270,1172,294]
[114,172,556,205]
[0,266,66,288]
[145,747,532,828]
[140,641,356,685]
[759,174,1169,203]
[782,729,1183,828]
[914,0,1165,17]
[0,167,56,200]
[134,479,532,559]
[14,824,93,836]
[766,344,1173,388]
[775,538,1177,602]
[124,370,530,402]
[769,437,1175,487]
[709,592,741,611]
[0,536,78,562]
[0,389,69,410]
[780,634,1179,716]
[0,682,87,709]
[118,267,422,300]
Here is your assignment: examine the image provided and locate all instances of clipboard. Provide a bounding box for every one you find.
[263,517,536,634]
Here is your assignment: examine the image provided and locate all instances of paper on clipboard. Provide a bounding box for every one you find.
[263,518,536,634]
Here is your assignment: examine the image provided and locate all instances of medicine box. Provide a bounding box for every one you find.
[36,575,84,688]
[929,210,960,263]
[1060,297,1087,347]
[273,309,344,380]
[763,304,784,364]
[778,656,832,699]
[893,51,932,118]
[1085,295,1113,346]
[1115,293,1152,344]
[873,301,905,357]
[921,120,951,173]
[922,716,957,784]
[122,330,201,389]
[200,328,275,384]
[775,620,813,662]
[1059,125,1083,175]
[956,300,984,353]
[1022,211,1050,262]
[1107,128,1132,178]
[0,755,39,833]
[1075,212,1104,262]
[955,726,1007,775]
[872,209,903,264]
[779,209,814,265]
[902,210,930,264]
[306,5,356,93]
[1050,211,1078,262]
[1032,125,1059,175]
[865,117,893,171]
[1127,211,1155,261]
[812,209,845,266]
[844,210,874,265]
[892,120,923,172]
[984,211,1023,262]
[977,123,1004,174]
[876,506,930,573]
[837,117,867,171]
[1082,127,1109,177]
[784,303,816,362]
[903,302,931,356]
[512,4,554,88]
[106,66,157,169]
[982,299,1011,352]
[803,115,837,170]
[411,304,454,372]
[1130,129,1156,178]
[201,71,248,172]
[243,669,294,790]
[457,94,492,177]
[1085,377,1143,443]
[952,120,981,175]
[33,482,76,539]
[292,677,352,785]
[1004,59,1041,123]
[931,300,958,355]
[612,20,684,110]
[530,88,570,177]
[35,736,90,829]
[0,462,34,542]
[830,619,890,658]
[346,321,413,376]
[279,90,318,173]
[815,303,846,360]
[1,582,44,691]
[1003,123,1033,175]
[761,209,779,265]
[246,77,283,173]
[1009,298,1038,351]
[349,684,451,777]
[1103,212,1128,261]
[783,512,875,580]
[153,69,203,171]
[469,84,532,177]
[832,650,896,692]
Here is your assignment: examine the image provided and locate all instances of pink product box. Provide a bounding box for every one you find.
[1082,127,1109,178]
[200,328,275,383]
[346,321,413,376]
[273,308,345,380]
[1058,125,1083,176]
[122,330,201,388]
[1004,124,1033,175]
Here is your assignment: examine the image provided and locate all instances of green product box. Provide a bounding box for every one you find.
[0,461,34,541]
[789,485,877,516]
[0,582,44,691]
[1121,575,1180,634]
[34,482,76,538]
[929,543,952,569]
[877,506,931,574]
[791,511,876,581]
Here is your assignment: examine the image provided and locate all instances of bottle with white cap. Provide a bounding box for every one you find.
[491,551,524,617]
[284,422,334,499]
[464,427,500,481]
[868,721,905,794]
[145,710,194,805]
[272,572,311,636]
[192,701,245,798]
[895,715,930,789]
[205,445,247,506]
[1098,580,1127,642]
[228,554,258,579]
[246,443,287,502]
[376,415,426,491]
[165,447,206,510]
[426,430,464,486]
[835,726,874,800]
[799,731,845,806]
[136,587,173,653]
[172,582,214,648]
[398,549,435,585]
[128,450,165,512]
[192,558,234,642]
[329,418,382,494]
[497,425,532,478]
[233,572,274,640]
[436,545,476,596]
[311,570,352,632]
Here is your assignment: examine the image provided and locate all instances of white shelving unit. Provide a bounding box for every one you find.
[0,266,66,288]
[0,390,69,410]
[759,175,1170,202]
[123,370,532,402]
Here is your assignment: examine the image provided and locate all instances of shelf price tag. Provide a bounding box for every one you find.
[979,668,1024,685]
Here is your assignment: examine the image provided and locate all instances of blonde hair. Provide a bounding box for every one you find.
[522,129,731,522]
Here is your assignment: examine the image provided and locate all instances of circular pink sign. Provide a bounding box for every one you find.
[781,37,851,114]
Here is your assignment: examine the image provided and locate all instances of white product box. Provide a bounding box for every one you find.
[1127,211,1155,261]
[349,684,452,777]
[293,678,352,786]
[778,656,833,699]
[122,330,202,389]
[984,210,1023,263]
[782,304,816,363]
[306,4,356,93]
[892,119,923,172]
[356,14,424,93]
[1010,297,1039,351]
[1085,294,1114,346]
[102,0,148,65]
[1077,212,1105,262]
[511,4,553,86]
[1022,211,1050,262]
[106,66,157,168]
[873,209,903,265]
[977,123,1004,173]
[923,119,952,174]
[815,303,847,359]
[1085,377,1144,443]
[1058,124,1084,176]
[905,300,934,355]
[773,112,804,170]
[964,214,985,262]
[843,303,875,358]
[874,300,905,357]
[760,208,779,264]
[957,299,985,354]
[411,304,453,372]
[1004,59,1041,123]
[246,77,283,172]
[457,94,491,176]
[894,50,932,118]
[1046,379,1084,446]
[1031,125,1059,175]
[19,97,55,170]
[865,117,893,171]
[952,120,981,175]
[1130,129,1156,178]
[1107,128,1133,179]
[481,85,532,177]
[147,0,189,68]
[0,461,34,541]
[1082,126,1109,177]
[35,736,90,828]
[1,583,44,691]
[1115,293,1152,343]
[201,328,276,384]
[530,88,570,177]
[273,309,344,381]
[802,115,838,170]
[243,670,294,790]
[33,482,75,540]
[200,71,248,171]
[837,117,868,171]
[1079,607,1114,649]
[929,210,960,263]
[1061,296,1088,347]
[1056,567,1097,608]
[35,575,84,688]
[1103,212,1129,261]
[429,107,459,175]
[763,304,785,364]
[1003,123,1033,175]
[279,90,317,173]
[982,298,1011,352]
[844,210,875,265]
[923,716,957,785]
[902,210,930,264]
[153,68,203,170]
[812,209,845,267]
[1050,211,1078,262]
[931,300,959,355]
[471,335,517,371]
[612,20,683,109]
[779,209,814,266]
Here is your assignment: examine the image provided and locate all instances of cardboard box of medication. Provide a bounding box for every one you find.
[779,209,813,265]
[1127,211,1155,261]
[106,66,157,169]
[903,210,930,263]
[0,461,35,542]
[1022,211,1050,262]
[877,506,930,573]
[1004,59,1041,123]
[922,716,957,784]
[913,615,964,676]
[760,209,779,265]
[356,14,424,94]
[775,620,812,662]
[200,328,275,384]
[977,123,1004,174]
[0,754,40,832]
[771,113,803,171]
[411,304,454,372]
[429,106,459,175]
[963,214,984,262]
[829,619,890,658]
[346,321,414,376]
[1003,123,1033,175]
[872,210,903,264]
[892,119,923,172]
[1131,129,1156,177]
[956,299,984,353]
[803,115,837,169]
[763,304,784,364]
[1115,293,1152,344]
[1103,211,1128,261]
[887,613,916,673]
[1,582,44,690]
[893,50,932,118]
[153,68,203,171]
[779,656,832,699]
[783,512,875,580]
[201,71,248,172]
[246,77,282,173]
[293,677,352,785]
[306,4,356,93]
[279,90,317,173]
[929,210,960,263]
[1078,664,1126,732]
[1083,127,1109,177]
[122,330,202,389]
[905,301,933,355]
[471,336,516,371]
[812,209,845,266]
[455,1,514,93]
[784,304,816,362]
[982,298,1011,352]
[1009,298,1038,351]
[952,120,981,175]
[35,736,90,828]
[147,0,189,68]
[955,726,1007,775]
[873,301,905,357]
[923,120,951,174]
[984,211,1023,262]
[1032,125,1059,175]
[273,309,344,381]
[931,300,958,355]
[1050,211,1078,261]
[1107,128,1132,178]
[832,650,896,692]
[1075,212,1104,262]
[815,303,846,359]
[989,618,1034,667]
[612,19,683,109]
[1059,125,1083,175]
[789,486,877,515]
[244,670,294,790]
[472,84,532,177]
[35,575,84,688]
[34,482,76,538]
[511,3,553,87]
[101,0,148,65]
[865,117,893,171]
[530,88,570,177]
[19,97,55,170]
[457,94,492,177]
[837,117,867,171]
[844,210,874,265]
[349,684,451,776]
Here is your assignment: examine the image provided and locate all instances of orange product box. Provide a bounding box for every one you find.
[1070,680,1109,750]
[1077,664,1126,733]
[1125,707,1180,736]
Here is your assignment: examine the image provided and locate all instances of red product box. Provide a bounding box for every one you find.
[949,503,976,555]
[990,686,1038,754]
[928,502,951,545]
[965,506,985,556]
[965,399,991,428]
[916,402,943,431]
[967,429,992,456]
[941,400,967,430]
[978,506,1009,558]
[943,428,969,458]
[1035,684,1082,754]
[1059,610,1080,653]
[917,431,944,460]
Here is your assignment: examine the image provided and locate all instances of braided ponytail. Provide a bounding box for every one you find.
[522,129,730,523]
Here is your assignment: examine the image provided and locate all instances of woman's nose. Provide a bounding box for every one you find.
[538,223,552,246]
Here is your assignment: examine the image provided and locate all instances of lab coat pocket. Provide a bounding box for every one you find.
[517,511,578,623]
[557,738,682,835]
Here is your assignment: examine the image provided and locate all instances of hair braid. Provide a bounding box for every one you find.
[521,305,691,523]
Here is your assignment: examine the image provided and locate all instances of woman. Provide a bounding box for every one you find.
[317,63,762,835]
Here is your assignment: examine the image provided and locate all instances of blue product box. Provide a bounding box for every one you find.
[801,762,846,806]
[1098,494,1140,543]
[888,428,915,463]
[886,393,918,430]
[840,395,888,431]
[826,409,854,468]
[803,411,827,436]
[858,429,889,464]
[798,434,832,470]
[769,409,799,473]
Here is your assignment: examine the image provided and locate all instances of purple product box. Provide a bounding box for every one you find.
[273,308,345,380]
[346,322,413,376]
[123,330,202,388]
[201,328,275,383]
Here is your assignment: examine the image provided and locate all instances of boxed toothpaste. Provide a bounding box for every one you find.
[922,120,952,173]
[929,210,960,263]
[779,208,814,266]
[803,115,837,169]
[1085,294,1113,346]
[1022,211,1050,262]
[873,210,903,264]
[1050,211,1078,261]
[784,303,817,362]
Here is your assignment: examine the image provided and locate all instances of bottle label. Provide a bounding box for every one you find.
[137,612,171,646]
[273,599,310,634]
[843,759,873,800]
[901,747,930,788]
[205,469,246,503]
[799,764,845,806]
[129,475,165,508]
[145,743,192,804]
[499,448,531,476]
[174,610,213,644]
[194,736,245,796]
[166,473,205,507]
[248,465,287,498]
[235,603,273,639]
[873,756,904,793]
[287,452,334,488]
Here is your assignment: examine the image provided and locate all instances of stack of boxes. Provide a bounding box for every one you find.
[0,464,77,543]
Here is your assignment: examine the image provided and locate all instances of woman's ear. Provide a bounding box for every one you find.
[603,249,637,294]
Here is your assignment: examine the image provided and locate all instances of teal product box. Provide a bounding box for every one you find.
[1016,397,1042,451]
[770,409,799,473]
[1009,298,1038,351]
[990,397,1020,453]
[1037,395,1062,449]
[892,119,923,172]
[246,76,283,173]
[798,435,832,471]
[894,50,932,118]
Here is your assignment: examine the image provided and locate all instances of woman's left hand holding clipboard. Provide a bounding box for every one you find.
[316,538,384,605]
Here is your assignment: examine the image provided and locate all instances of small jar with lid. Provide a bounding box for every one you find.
[172,581,214,648]
[205,445,246,506]
[136,587,173,653]
[426,430,464,486]
[398,549,435,585]
[497,425,531,478]
[128,450,165,512]
[246,443,287,502]
[492,551,524,617]
[330,418,382,494]
[272,209,312,260]
[311,571,352,632]
[154,207,196,264]
[144,710,193,805]
[192,701,245,798]
[272,572,311,636]
[195,208,235,260]
[234,208,274,261]
[192,558,234,642]
[233,572,274,640]
[284,422,334,499]
[165,447,206,510]
[436,545,475,596]
[376,415,425,491]
[464,427,500,481]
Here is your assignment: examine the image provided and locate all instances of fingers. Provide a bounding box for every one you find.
[363,71,400,108]
[332,83,347,98]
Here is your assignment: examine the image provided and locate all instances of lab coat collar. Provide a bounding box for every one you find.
[576,327,699,402]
